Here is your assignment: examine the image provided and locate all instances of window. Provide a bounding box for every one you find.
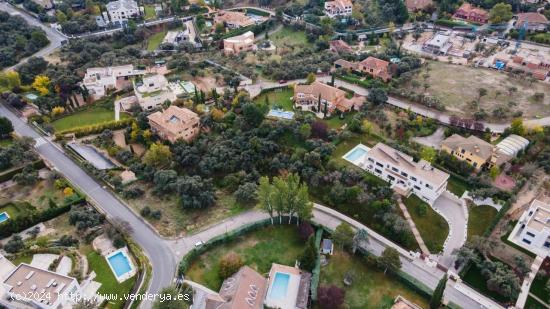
[425,184,433,190]
[410,176,417,182]
[544,242,550,248]
[368,158,374,162]
[376,162,383,168]
[401,172,408,177]
[461,149,465,154]
[374,168,382,174]
[387,175,395,181]
[414,185,421,190]
[473,162,478,167]
[522,239,531,244]
[391,167,399,173]
[526,232,535,237]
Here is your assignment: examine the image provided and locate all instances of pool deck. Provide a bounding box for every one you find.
[105,247,137,283]
[342,143,371,165]
[264,264,301,309]
[0,212,10,224]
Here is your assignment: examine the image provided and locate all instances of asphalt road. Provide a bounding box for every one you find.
[0,104,175,308]
[0,2,67,71]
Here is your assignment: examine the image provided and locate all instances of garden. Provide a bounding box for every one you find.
[467,205,497,241]
[51,104,128,133]
[253,87,294,111]
[402,195,449,253]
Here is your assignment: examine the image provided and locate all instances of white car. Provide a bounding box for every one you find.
[195,241,204,248]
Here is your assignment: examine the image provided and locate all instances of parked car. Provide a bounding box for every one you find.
[278,80,287,84]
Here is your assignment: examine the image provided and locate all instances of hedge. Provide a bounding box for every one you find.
[435,19,471,29]
[310,228,323,301]
[0,195,85,238]
[55,118,135,139]
[0,160,46,183]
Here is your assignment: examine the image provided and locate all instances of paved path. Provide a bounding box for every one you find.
[432,192,468,268]
[397,198,430,255]
[0,2,66,71]
[412,127,446,149]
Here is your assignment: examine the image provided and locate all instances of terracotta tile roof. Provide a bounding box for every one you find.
[218,266,268,309]
[329,40,353,53]
[405,0,433,11]
[334,59,358,70]
[147,106,199,136]
[517,12,549,25]
[359,56,392,80]
[214,10,256,27]
[441,134,494,161]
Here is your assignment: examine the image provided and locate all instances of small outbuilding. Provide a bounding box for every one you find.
[321,239,334,255]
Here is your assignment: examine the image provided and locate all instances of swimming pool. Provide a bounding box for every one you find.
[0,212,9,224]
[344,147,367,162]
[107,251,132,278]
[267,109,294,120]
[269,272,290,299]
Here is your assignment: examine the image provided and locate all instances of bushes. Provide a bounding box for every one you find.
[0,160,45,182]
[218,252,244,279]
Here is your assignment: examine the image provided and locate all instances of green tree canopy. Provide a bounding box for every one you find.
[489,3,513,24]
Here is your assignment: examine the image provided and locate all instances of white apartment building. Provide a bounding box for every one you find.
[106,0,140,24]
[134,74,177,110]
[348,143,449,205]
[324,0,353,18]
[82,65,145,100]
[2,264,82,309]
[508,199,550,257]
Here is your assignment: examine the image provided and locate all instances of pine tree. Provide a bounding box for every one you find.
[299,235,318,271]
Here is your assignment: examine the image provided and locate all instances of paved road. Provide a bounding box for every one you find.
[0,104,175,308]
[0,2,66,71]
[432,192,468,268]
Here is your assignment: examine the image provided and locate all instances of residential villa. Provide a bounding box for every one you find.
[452,3,489,24]
[147,105,200,143]
[329,40,353,54]
[82,65,145,100]
[223,31,256,55]
[405,0,433,12]
[516,12,549,32]
[163,20,202,48]
[493,54,550,80]
[200,264,310,309]
[392,295,423,309]
[422,33,452,55]
[106,0,140,24]
[441,134,510,170]
[344,143,449,205]
[333,56,394,82]
[134,74,177,110]
[293,81,364,117]
[508,199,550,257]
[2,263,82,309]
[324,0,353,18]
[214,10,261,29]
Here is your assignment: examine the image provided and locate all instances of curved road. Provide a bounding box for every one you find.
[0,104,176,308]
[0,2,66,71]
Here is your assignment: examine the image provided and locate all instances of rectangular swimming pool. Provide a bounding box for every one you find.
[267,109,294,120]
[269,272,290,299]
[344,147,367,161]
[0,212,9,224]
[107,252,132,278]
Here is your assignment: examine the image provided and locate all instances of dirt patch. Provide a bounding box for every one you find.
[193,76,219,92]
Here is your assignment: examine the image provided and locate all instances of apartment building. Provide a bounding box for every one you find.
[293,81,364,117]
[508,199,550,257]
[106,0,140,23]
[223,31,256,55]
[324,0,353,18]
[134,74,177,110]
[2,264,82,309]
[147,105,200,143]
[355,143,449,205]
[82,65,145,100]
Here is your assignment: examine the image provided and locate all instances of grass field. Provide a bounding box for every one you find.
[402,61,550,120]
[144,5,156,20]
[253,87,294,111]
[467,205,497,241]
[447,175,470,197]
[52,106,126,132]
[87,251,136,309]
[319,250,429,309]
[270,26,312,54]
[402,195,449,253]
[147,30,167,51]
[462,262,511,304]
[186,225,304,290]
[529,274,549,304]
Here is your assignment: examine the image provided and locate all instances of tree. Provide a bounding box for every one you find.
[298,222,315,241]
[4,235,25,253]
[367,88,388,106]
[362,120,373,135]
[430,274,447,309]
[420,147,436,163]
[32,75,51,96]
[13,166,38,186]
[477,88,488,102]
[352,229,369,254]
[510,118,525,136]
[306,72,316,84]
[73,299,99,309]
[258,174,312,224]
[0,116,14,138]
[233,182,258,204]
[333,223,355,250]
[219,252,244,279]
[489,3,513,24]
[298,123,311,140]
[143,142,173,168]
[489,166,500,180]
[317,285,345,309]
[242,103,265,127]
[176,175,216,209]
[153,286,192,309]
[300,236,318,271]
[0,71,21,90]
[258,176,275,224]
[377,247,401,274]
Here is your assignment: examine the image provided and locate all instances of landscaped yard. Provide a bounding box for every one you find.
[270,26,313,54]
[447,174,470,197]
[319,250,429,309]
[467,205,497,241]
[143,5,156,20]
[402,195,449,253]
[52,106,127,132]
[253,87,294,111]
[0,179,67,212]
[462,262,511,304]
[123,183,249,237]
[147,30,167,51]
[401,61,550,120]
[87,250,136,309]
[529,273,549,305]
[186,225,304,290]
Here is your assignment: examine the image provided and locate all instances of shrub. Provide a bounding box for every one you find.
[298,222,314,242]
[4,235,25,253]
[218,252,244,280]
[317,285,345,309]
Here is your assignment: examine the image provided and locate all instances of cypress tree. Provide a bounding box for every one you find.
[430,274,447,309]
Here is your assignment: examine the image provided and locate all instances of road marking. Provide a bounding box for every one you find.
[34,137,47,147]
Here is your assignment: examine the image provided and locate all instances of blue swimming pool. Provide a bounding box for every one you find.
[0,212,9,224]
[269,272,290,299]
[344,147,368,161]
[107,252,132,278]
[267,109,294,120]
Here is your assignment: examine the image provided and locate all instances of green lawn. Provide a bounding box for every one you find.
[10,254,33,266]
[319,250,429,309]
[144,5,156,20]
[526,296,548,309]
[0,202,35,223]
[253,87,294,111]
[402,195,449,253]
[186,225,305,290]
[52,106,126,132]
[467,205,497,241]
[529,274,549,304]
[462,262,511,304]
[447,175,470,197]
[324,112,357,130]
[87,251,136,309]
[270,26,312,52]
[147,31,167,51]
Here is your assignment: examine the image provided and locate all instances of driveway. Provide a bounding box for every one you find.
[412,127,445,149]
[432,192,468,267]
